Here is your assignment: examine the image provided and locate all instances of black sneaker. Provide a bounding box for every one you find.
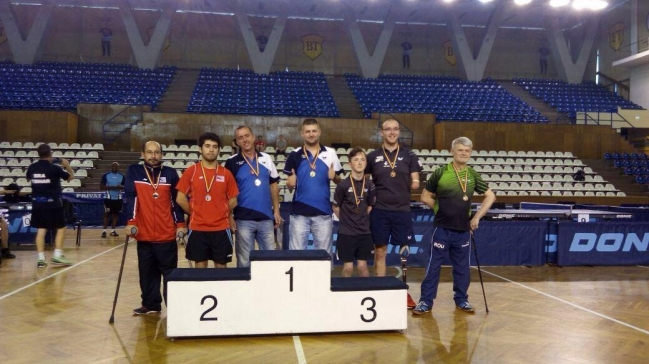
[133,306,161,315]
[101,231,107,238]
[1,248,16,259]
[456,301,475,313]
[110,231,119,237]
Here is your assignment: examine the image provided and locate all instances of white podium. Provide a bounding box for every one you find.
[167,250,408,337]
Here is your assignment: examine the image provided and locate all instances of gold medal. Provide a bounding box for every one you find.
[452,163,469,202]
[382,145,399,178]
[201,161,217,200]
[350,176,366,214]
[310,170,316,177]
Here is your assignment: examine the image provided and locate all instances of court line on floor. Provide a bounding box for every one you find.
[293,335,307,364]
[637,265,649,269]
[478,267,649,336]
[0,243,125,302]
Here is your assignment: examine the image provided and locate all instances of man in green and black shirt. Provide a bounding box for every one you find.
[413,137,495,315]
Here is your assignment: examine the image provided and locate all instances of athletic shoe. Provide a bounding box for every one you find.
[110,231,119,237]
[101,231,107,238]
[456,302,475,313]
[51,255,73,266]
[133,306,161,315]
[37,260,48,268]
[412,301,431,315]
[407,294,417,310]
[1,248,16,259]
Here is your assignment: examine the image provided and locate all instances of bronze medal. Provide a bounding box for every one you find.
[382,145,399,179]
[463,195,468,201]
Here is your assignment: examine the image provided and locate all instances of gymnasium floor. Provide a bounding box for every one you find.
[1,228,648,364]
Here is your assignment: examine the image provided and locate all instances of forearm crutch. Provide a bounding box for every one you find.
[471,232,489,313]
[109,226,137,324]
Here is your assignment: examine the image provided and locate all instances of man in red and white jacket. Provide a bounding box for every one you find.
[125,141,186,315]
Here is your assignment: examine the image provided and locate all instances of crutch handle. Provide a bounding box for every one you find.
[177,230,185,239]
[130,227,138,236]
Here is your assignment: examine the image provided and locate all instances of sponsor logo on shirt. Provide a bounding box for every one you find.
[398,157,403,161]
[375,156,384,163]
[216,175,225,182]
[160,177,167,183]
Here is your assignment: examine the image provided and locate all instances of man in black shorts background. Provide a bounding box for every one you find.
[365,119,422,277]
[26,144,75,268]
[333,147,376,277]
[101,162,125,238]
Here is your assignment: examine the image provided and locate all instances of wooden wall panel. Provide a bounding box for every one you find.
[0,111,78,144]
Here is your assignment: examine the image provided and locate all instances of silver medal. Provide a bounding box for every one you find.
[254,178,261,186]
[205,194,212,202]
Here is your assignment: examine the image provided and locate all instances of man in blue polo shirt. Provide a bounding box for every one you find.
[225,126,282,268]
[101,162,125,238]
[284,118,342,254]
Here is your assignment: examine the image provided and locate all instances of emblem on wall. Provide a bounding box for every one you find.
[443,41,457,66]
[301,34,323,61]
[608,22,624,52]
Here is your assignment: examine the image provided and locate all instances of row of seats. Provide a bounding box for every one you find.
[604,152,648,160]
[187,69,339,117]
[606,151,649,186]
[0,142,104,150]
[0,151,99,159]
[514,78,642,114]
[346,74,547,122]
[0,158,94,169]
[1,177,82,188]
[0,62,175,111]
[0,167,89,178]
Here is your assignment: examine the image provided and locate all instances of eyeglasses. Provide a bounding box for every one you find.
[382,128,400,132]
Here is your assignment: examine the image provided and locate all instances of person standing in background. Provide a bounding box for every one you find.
[26,144,75,268]
[101,162,125,238]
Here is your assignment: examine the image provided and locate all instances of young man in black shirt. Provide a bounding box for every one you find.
[26,144,75,268]
[333,148,376,277]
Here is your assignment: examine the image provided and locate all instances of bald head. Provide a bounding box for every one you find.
[141,140,162,166]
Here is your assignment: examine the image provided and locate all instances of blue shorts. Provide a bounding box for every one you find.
[369,208,414,247]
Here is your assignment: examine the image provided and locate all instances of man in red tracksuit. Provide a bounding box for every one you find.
[125,141,186,315]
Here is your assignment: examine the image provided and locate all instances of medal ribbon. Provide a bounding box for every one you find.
[350,176,366,210]
[200,161,217,195]
[242,152,260,178]
[303,145,320,173]
[382,145,399,173]
[451,163,468,198]
[142,165,161,195]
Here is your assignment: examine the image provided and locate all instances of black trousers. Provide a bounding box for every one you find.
[137,241,177,310]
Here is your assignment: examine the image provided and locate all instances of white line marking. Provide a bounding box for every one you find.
[636,265,649,269]
[0,244,125,302]
[477,267,649,336]
[293,335,307,364]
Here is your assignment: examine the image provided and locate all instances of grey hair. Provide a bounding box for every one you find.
[451,136,473,149]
